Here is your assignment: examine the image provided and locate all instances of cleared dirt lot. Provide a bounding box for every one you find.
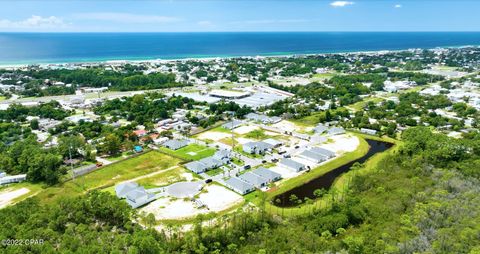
[0,187,30,208]
[140,184,243,220]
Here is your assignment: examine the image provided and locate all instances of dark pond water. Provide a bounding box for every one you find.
[273,139,393,207]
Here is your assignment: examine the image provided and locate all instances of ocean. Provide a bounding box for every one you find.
[0,32,480,65]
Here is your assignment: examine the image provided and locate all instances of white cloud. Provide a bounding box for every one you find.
[73,12,179,24]
[197,20,213,27]
[0,15,68,29]
[330,1,355,7]
[394,4,402,8]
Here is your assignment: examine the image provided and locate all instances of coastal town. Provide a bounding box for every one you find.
[1,46,480,251]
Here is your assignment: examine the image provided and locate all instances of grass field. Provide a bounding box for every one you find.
[348,97,385,111]
[159,143,215,161]
[35,151,182,203]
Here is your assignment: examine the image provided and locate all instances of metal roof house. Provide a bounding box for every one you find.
[125,187,156,209]
[225,177,255,195]
[310,147,336,158]
[279,158,306,172]
[360,128,378,135]
[313,124,328,134]
[252,167,282,182]
[299,150,328,163]
[213,149,232,162]
[162,139,189,150]
[327,127,346,136]
[222,120,243,130]
[239,172,269,188]
[185,150,231,174]
[243,141,273,154]
[199,157,223,169]
[115,182,140,198]
[262,138,283,148]
[0,174,27,185]
[185,161,209,174]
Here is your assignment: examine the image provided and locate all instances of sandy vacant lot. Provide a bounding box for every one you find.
[233,125,259,135]
[0,187,30,208]
[322,134,359,154]
[198,185,243,211]
[141,184,243,220]
[272,120,298,133]
[197,131,230,141]
[236,137,255,145]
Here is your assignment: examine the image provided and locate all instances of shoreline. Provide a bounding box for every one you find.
[0,44,478,68]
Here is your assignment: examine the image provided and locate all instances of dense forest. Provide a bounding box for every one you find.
[1,127,478,253]
[8,68,188,96]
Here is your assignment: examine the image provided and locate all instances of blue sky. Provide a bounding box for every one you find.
[0,0,479,32]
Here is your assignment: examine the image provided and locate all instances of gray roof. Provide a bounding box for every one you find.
[327,127,345,135]
[300,150,328,162]
[262,138,283,147]
[115,182,139,198]
[199,157,223,168]
[222,120,243,129]
[239,172,268,187]
[280,158,305,171]
[163,139,189,150]
[244,141,273,151]
[185,161,208,173]
[310,147,336,158]
[225,177,255,194]
[252,167,281,182]
[314,124,328,133]
[213,149,232,160]
[125,187,155,208]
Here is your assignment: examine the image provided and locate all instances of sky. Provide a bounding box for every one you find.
[0,0,479,32]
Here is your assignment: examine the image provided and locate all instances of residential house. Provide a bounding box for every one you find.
[299,150,328,163]
[162,139,189,150]
[279,158,306,172]
[222,120,243,130]
[225,177,255,195]
[239,172,269,188]
[251,167,281,182]
[0,174,27,185]
[310,147,336,158]
[243,141,273,154]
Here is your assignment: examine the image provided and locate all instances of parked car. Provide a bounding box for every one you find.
[271,158,278,162]
[244,165,251,170]
[205,179,213,183]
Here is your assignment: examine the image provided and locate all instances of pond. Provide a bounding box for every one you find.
[273,139,394,207]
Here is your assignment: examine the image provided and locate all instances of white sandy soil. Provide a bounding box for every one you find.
[197,131,230,141]
[236,137,255,145]
[0,188,30,208]
[271,120,299,133]
[233,125,259,135]
[141,184,242,220]
[321,134,359,155]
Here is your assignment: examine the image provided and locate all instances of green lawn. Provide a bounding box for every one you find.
[35,151,182,203]
[205,167,225,177]
[159,143,215,161]
[136,167,199,189]
[349,97,385,111]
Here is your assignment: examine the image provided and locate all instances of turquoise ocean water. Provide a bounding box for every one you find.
[0,32,479,65]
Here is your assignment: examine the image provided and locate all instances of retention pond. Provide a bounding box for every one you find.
[273,139,393,207]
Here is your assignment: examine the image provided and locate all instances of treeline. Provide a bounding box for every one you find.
[20,68,187,92]
[94,93,199,125]
[0,101,72,121]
